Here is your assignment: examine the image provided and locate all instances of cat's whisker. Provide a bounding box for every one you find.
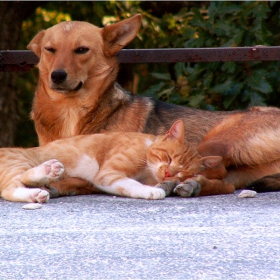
[137,158,148,165]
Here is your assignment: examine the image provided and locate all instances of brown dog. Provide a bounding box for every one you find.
[27,14,280,197]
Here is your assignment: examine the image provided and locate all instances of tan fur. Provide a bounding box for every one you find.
[196,110,280,190]
[28,15,143,145]
[164,109,280,197]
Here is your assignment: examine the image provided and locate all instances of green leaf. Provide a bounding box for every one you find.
[188,94,205,108]
[151,73,171,81]
[248,92,266,106]
[143,82,165,98]
[174,63,187,78]
[248,71,273,94]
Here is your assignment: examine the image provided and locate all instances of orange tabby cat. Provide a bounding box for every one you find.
[0,120,220,203]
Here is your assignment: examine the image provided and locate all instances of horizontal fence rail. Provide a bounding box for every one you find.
[1,46,280,72]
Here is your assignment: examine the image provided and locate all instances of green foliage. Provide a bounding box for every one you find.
[147,1,280,110]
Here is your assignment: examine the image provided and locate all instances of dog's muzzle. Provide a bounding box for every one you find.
[51,70,67,84]
[51,69,83,92]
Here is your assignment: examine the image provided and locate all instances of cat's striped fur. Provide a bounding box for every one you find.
[1,120,214,202]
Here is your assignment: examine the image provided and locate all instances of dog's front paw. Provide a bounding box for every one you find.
[155,180,178,196]
[174,179,201,197]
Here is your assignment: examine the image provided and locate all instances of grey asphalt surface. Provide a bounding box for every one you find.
[0,191,280,280]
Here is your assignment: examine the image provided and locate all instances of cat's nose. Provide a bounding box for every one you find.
[165,170,171,178]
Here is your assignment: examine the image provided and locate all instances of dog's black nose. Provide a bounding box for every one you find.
[51,70,67,84]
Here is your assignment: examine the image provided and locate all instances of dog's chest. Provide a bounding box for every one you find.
[61,108,79,137]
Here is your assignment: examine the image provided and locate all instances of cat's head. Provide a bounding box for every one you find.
[147,120,227,182]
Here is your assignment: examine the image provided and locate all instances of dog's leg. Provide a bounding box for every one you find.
[245,173,280,192]
[174,175,235,197]
[155,178,181,196]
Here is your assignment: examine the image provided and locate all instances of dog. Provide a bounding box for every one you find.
[27,14,280,197]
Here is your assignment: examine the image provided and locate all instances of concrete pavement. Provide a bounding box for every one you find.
[0,191,280,280]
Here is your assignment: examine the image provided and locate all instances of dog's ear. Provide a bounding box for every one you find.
[199,156,223,169]
[198,155,227,179]
[27,30,46,57]
[102,14,142,57]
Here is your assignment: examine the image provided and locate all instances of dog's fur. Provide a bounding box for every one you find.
[27,14,280,197]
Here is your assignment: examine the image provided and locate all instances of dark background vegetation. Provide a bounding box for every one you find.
[0,1,280,147]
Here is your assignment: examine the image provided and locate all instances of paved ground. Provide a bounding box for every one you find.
[0,191,280,280]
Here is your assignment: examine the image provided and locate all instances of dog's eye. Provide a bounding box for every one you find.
[45,47,56,53]
[74,47,89,54]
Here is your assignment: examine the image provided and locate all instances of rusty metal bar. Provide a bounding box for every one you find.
[1,46,280,72]
[117,46,280,63]
[0,50,39,71]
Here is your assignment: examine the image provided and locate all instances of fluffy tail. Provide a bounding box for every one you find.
[245,173,280,192]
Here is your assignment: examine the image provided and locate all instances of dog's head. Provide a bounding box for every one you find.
[27,14,142,96]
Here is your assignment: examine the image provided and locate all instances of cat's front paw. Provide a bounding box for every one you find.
[145,187,166,200]
[174,179,201,197]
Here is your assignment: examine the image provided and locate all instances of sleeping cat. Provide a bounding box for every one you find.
[1,120,226,203]
[1,120,221,203]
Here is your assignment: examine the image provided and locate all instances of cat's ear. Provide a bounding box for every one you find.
[164,120,185,143]
[199,156,223,169]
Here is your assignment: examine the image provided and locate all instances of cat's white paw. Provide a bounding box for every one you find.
[144,187,165,200]
[31,189,50,203]
[43,159,64,179]
[109,178,166,200]
[10,186,50,203]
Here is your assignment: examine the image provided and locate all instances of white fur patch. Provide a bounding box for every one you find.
[63,21,75,32]
[114,84,129,101]
[68,155,99,182]
[99,178,165,199]
[13,187,49,203]
[145,139,153,147]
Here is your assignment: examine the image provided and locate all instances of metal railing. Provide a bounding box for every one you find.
[1,46,280,72]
